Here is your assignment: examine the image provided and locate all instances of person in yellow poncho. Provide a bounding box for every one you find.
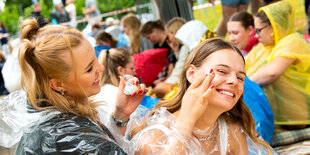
[245,0,310,128]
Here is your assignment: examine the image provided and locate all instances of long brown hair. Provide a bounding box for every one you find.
[131,38,271,153]
[120,13,141,54]
[19,18,99,122]
[98,48,132,86]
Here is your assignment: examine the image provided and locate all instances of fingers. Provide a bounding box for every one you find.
[203,84,215,98]
[118,76,126,92]
[191,69,214,91]
[200,69,215,93]
[189,72,207,89]
[127,77,140,96]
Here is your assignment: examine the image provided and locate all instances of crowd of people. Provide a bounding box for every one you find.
[0,0,310,154]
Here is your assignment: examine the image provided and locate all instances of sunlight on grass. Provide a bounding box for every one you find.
[193,4,222,30]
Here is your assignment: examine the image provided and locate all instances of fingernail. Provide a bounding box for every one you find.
[144,89,148,93]
[211,85,215,89]
[131,92,136,96]
[118,76,121,81]
[139,90,143,95]
[209,69,213,73]
[136,81,139,85]
[206,73,208,76]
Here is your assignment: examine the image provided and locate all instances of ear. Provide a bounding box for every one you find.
[186,65,196,84]
[247,26,254,36]
[49,79,65,92]
[117,66,124,76]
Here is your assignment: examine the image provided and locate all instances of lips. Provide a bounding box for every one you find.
[93,79,99,86]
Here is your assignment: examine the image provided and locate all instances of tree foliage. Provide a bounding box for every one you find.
[0,0,136,34]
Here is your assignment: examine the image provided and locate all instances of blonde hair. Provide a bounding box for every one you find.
[131,38,271,153]
[98,48,132,87]
[166,17,186,34]
[19,18,98,122]
[120,13,141,54]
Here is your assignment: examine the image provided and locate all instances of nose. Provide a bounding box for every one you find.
[229,34,235,41]
[255,33,259,38]
[226,74,238,85]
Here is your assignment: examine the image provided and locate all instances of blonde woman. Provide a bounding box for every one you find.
[15,18,147,154]
[120,13,152,54]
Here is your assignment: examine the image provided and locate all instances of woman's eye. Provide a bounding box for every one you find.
[237,76,245,81]
[216,69,227,74]
[87,66,93,72]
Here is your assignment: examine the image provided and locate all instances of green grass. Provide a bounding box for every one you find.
[193,4,222,30]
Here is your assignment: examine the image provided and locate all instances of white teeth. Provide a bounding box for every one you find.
[219,91,234,97]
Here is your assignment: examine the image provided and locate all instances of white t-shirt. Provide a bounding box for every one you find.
[65,3,76,27]
[92,84,118,112]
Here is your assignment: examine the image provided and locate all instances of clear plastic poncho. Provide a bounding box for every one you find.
[130,107,275,154]
[245,0,310,125]
[0,90,132,154]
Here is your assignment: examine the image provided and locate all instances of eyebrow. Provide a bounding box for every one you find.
[85,59,94,71]
[214,64,246,76]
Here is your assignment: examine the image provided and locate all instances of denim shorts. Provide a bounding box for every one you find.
[221,0,251,6]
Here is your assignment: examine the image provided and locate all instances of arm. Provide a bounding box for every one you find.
[83,6,97,15]
[135,69,216,154]
[249,57,296,86]
[113,76,147,135]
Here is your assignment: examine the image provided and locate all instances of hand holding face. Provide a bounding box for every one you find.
[113,76,148,121]
[175,69,215,136]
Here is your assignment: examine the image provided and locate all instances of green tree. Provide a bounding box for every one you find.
[0,4,20,34]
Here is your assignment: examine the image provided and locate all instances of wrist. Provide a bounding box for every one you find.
[112,110,130,122]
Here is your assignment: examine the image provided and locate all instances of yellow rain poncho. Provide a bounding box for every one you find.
[245,0,310,125]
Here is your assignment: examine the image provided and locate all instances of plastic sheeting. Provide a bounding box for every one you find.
[243,77,274,143]
[0,90,132,154]
[246,0,310,125]
[131,107,277,154]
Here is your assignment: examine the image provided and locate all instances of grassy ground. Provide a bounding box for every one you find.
[193,4,222,30]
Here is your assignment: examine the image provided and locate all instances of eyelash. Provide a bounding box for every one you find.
[87,66,93,72]
[216,69,244,81]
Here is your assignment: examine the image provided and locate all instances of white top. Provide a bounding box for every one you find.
[165,45,190,84]
[175,20,207,50]
[65,3,76,27]
[92,84,118,112]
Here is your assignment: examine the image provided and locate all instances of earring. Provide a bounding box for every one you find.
[271,32,275,41]
[60,90,64,96]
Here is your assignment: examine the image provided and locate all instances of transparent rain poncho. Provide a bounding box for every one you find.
[0,90,133,154]
[130,107,276,155]
[245,0,310,125]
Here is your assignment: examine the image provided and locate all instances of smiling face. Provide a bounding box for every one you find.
[62,39,104,98]
[189,49,245,112]
[227,21,252,50]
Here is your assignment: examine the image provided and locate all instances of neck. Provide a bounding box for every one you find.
[194,106,222,134]
[158,32,167,47]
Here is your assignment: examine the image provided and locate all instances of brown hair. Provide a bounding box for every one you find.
[95,30,117,48]
[19,18,98,122]
[229,11,254,29]
[120,13,141,54]
[255,11,271,26]
[140,20,165,36]
[131,38,271,153]
[166,17,186,34]
[98,48,132,86]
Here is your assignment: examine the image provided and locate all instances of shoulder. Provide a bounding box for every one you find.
[19,114,126,154]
